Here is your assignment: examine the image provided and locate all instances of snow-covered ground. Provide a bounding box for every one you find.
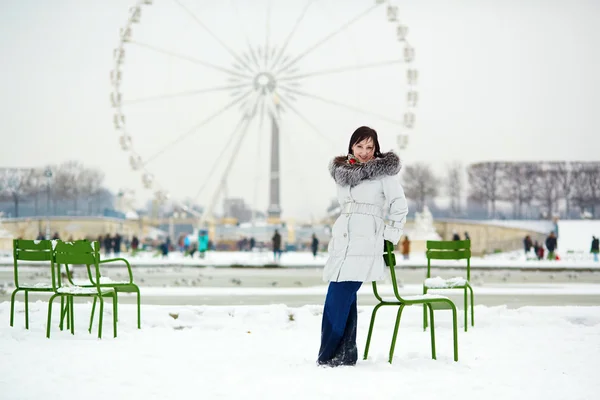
[1,249,599,270]
[1,302,598,399]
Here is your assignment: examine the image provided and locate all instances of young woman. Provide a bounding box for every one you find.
[318,126,409,367]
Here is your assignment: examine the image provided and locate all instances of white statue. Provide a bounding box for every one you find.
[411,206,441,240]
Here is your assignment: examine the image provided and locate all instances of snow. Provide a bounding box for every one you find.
[2,248,600,270]
[555,220,600,252]
[484,219,555,233]
[1,302,598,399]
[424,276,468,288]
[57,286,115,295]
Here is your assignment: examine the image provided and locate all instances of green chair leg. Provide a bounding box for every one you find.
[136,287,141,329]
[9,288,19,327]
[112,293,118,338]
[469,285,475,327]
[428,304,436,360]
[59,297,65,331]
[97,297,104,339]
[363,303,383,360]
[69,297,75,335]
[89,297,97,333]
[423,288,429,331]
[450,303,459,362]
[388,305,405,364]
[46,294,60,338]
[464,287,468,332]
[24,291,29,330]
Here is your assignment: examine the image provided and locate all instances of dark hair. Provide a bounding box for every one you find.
[348,126,382,158]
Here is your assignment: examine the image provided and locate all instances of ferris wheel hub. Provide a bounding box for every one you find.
[253,72,276,94]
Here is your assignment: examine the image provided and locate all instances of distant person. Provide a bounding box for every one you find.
[401,236,411,260]
[311,233,319,258]
[113,233,122,256]
[464,232,470,241]
[523,235,533,255]
[249,237,256,251]
[545,231,557,260]
[103,234,113,256]
[36,232,44,240]
[534,241,544,260]
[52,232,60,240]
[591,236,599,262]
[272,230,282,261]
[160,239,169,258]
[131,235,140,255]
[452,231,460,241]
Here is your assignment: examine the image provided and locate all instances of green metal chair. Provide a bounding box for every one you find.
[423,240,474,332]
[10,239,70,331]
[47,241,117,339]
[61,241,141,329]
[363,240,459,363]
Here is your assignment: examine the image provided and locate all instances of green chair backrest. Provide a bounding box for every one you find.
[426,240,471,280]
[375,240,405,302]
[54,241,102,292]
[12,239,56,289]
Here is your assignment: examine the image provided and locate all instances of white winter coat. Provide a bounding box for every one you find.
[323,152,409,282]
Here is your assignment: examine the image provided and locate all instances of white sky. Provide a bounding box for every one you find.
[1,0,599,220]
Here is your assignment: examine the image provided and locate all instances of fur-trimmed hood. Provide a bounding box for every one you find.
[329,151,401,187]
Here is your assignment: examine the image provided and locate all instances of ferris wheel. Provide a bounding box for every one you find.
[110,0,418,223]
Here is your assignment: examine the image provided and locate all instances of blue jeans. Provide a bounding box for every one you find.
[594,253,598,262]
[318,281,362,366]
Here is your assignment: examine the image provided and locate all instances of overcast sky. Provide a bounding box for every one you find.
[1,0,599,220]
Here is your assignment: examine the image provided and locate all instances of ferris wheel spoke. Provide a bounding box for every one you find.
[230,0,261,73]
[279,59,404,82]
[202,101,259,223]
[192,115,248,201]
[274,3,382,76]
[280,86,403,125]
[264,0,271,70]
[269,0,315,71]
[130,41,252,79]
[276,93,336,147]
[123,83,253,106]
[172,0,254,74]
[142,89,254,166]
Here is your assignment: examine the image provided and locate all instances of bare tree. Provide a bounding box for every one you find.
[534,163,561,218]
[80,168,105,214]
[586,164,600,217]
[467,162,502,218]
[572,163,600,217]
[24,168,48,216]
[445,161,463,217]
[401,162,439,212]
[53,161,84,214]
[502,162,535,218]
[555,162,576,218]
[0,168,33,218]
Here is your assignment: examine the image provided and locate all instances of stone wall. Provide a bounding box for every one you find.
[0,217,549,255]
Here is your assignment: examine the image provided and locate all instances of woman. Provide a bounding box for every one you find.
[318,126,409,367]
[401,236,410,260]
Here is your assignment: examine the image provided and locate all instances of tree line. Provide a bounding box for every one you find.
[0,161,113,218]
[401,161,600,219]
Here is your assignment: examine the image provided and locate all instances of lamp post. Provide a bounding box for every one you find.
[44,167,52,239]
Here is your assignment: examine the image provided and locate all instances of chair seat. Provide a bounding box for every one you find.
[19,283,55,290]
[424,276,468,289]
[57,286,114,295]
[73,277,130,286]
